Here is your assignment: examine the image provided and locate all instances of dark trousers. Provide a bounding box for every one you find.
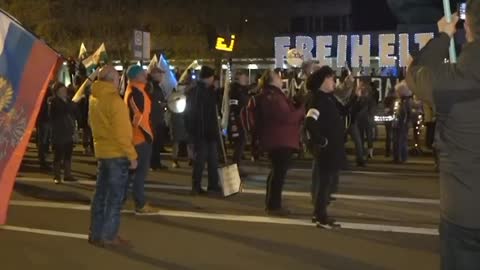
[266,148,292,210]
[348,123,364,163]
[425,121,436,149]
[151,125,164,169]
[192,140,220,190]
[232,132,246,165]
[441,219,480,270]
[358,119,374,151]
[312,159,339,220]
[82,126,94,153]
[90,158,130,241]
[393,126,409,162]
[53,142,73,178]
[125,142,152,209]
[36,123,51,164]
[385,122,393,157]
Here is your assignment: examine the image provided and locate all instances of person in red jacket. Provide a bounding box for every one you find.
[256,69,305,216]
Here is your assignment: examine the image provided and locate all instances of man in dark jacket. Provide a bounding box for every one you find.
[147,67,168,170]
[185,66,222,195]
[229,71,250,168]
[406,2,480,268]
[305,66,344,229]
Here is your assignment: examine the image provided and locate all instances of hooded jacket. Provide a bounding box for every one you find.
[89,81,137,161]
[407,33,480,228]
[257,85,305,151]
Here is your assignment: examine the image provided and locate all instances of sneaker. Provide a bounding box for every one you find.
[171,161,180,169]
[356,160,366,167]
[53,177,61,185]
[266,208,291,217]
[63,176,77,182]
[316,218,341,229]
[134,203,160,215]
[207,185,222,193]
[122,200,135,211]
[191,188,207,196]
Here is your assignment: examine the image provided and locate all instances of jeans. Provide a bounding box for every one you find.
[440,219,480,270]
[311,159,338,220]
[393,126,408,162]
[266,148,292,210]
[348,123,364,163]
[125,143,152,209]
[192,140,220,190]
[90,158,130,241]
[358,119,374,151]
[82,126,94,153]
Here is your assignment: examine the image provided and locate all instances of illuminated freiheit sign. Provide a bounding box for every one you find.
[274,32,435,68]
[216,35,236,52]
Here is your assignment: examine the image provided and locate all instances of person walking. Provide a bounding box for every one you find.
[228,71,250,171]
[305,66,344,229]
[50,83,77,184]
[256,69,305,216]
[406,3,480,268]
[147,67,169,171]
[124,65,158,214]
[88,65,138,248]
[185,66,222,195]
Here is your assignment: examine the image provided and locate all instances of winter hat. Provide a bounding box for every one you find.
[199,66,215,79]
[306,65,335,92]
[127,65,144,80]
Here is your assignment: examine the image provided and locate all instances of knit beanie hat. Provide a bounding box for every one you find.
[127,65,144,80]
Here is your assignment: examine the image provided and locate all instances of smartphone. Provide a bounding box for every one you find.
[459,2,467,20]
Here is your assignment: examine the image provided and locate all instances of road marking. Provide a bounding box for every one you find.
[0,225,88,240]
[291,168,437,178]
[9,200,439,236]
[15,177,440,205]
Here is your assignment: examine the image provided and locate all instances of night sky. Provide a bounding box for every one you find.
[352,0,398,31]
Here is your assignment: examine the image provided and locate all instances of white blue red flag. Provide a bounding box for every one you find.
[0,10,60,224]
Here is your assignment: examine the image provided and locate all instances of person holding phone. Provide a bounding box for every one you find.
[407,1,480,269]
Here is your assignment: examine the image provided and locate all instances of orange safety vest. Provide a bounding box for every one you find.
[124,81,153,145]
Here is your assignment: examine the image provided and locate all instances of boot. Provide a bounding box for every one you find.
[368,148,374,159]
[63,161,77,182]
[53,162,62,184]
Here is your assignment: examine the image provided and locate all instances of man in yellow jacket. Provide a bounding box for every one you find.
[88,65,137,248]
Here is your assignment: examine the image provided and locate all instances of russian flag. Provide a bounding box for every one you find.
[0,10,60,224]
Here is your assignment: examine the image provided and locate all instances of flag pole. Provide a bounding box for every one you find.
[442,0,457,63]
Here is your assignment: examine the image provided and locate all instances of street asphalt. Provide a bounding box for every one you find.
[1,144,440,270]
